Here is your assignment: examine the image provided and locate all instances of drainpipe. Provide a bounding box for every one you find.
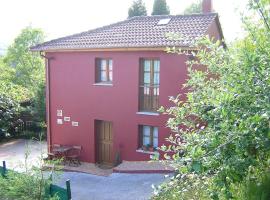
[40,52,54,153]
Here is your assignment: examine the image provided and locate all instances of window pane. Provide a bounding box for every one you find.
[153,87,159,96]
[154,72,159,84]
[101,60,107,70]
[144,72,150,84]
[153,138,158,148]
[143,126,150,136]
[144,87,150,95]
[101,71,107,82]
[144,60,151,71]
[154,60,160,72]
[109,60,113,71]
[109,71,113,82]
[143,136,150,146]
[153,127,158,147]
[153,127,158,137]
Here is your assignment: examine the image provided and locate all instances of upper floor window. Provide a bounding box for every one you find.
[139,59,160,112]
[95,58,113,84]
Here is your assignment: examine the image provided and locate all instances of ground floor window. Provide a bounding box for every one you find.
[139,125,158,151]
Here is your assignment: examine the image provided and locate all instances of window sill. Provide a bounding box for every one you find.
[136,112,159,116]
[93,83,113,86]
[136,149,159,155]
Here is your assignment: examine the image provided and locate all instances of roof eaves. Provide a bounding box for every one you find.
[30,17,136,51]
[31,45,199,53]
[214,15,226,48]
[30,13,218,52]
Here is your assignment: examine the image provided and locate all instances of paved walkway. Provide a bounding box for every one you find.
[0,140,174,175]
[0,139,170,200]
[56,172,167,200]
[48,162,113,176]
[56,160,174,176]
[114,160,174,173]
[0,139,47,171]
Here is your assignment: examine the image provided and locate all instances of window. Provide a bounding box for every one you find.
[139,125,158,149]
[157,18,171,25]
[139,59,160,112]
[95,58,113,83]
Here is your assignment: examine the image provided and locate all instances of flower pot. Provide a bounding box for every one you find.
[142,146,148,151]
[148,147,154,152]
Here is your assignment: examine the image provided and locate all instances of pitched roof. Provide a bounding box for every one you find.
[31,13,219,51]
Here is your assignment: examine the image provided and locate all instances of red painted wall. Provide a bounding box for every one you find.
[46,50,190,163]
[43,16,222,163]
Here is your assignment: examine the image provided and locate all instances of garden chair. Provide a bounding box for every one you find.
[66,146,82,166]
[47,144,61,160]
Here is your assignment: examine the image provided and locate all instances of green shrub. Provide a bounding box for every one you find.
[155,0,270,199]
[230,167,270,200]
[20,130,47,140]
[0,128,6,140]
[0,138,62,200]
[0,95,21,139]
[152,174,210,200]
[0,170,59,200]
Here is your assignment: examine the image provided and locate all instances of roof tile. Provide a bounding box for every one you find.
[31,13,218,51]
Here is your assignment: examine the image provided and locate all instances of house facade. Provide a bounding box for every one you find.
[31,0,223,165]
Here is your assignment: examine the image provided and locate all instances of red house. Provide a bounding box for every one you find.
[31,0,223,166]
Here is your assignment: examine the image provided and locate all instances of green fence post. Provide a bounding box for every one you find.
[3,161,6,175]
[49,172,53,181]
[66,179,71,200]
[49,173,53,197]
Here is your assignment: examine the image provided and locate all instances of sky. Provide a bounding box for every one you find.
[0,0,249,54]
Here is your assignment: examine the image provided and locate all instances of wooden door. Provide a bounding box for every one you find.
[95,120,113,166]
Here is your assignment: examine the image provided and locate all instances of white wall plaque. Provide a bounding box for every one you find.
[57,119,63,124]
[72,121,79,126]
[64,117,70,122]
[57,110,62,117]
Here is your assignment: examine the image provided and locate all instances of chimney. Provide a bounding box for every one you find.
[202,0,213,13]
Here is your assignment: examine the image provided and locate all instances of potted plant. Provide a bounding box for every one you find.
[142,145,148,151]
[147,144,154,152]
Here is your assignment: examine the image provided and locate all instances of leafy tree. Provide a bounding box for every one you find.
[0,95,21,140]
[155,0,270,199]
[128,0,147,18]
[0,59,30,102]
[0,27,46,138]
[4,26,45,96]
[151,0,170,15]
[30,84,46,123]
[0,58,28,139]
[183,0,202,14]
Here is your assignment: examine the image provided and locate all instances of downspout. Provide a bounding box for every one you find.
[40,51,54,153]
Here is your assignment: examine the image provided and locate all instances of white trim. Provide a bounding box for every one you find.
[93,83,113,86]
[33,46,198,53]
[136,149,159,155]
[136,112,159,116]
